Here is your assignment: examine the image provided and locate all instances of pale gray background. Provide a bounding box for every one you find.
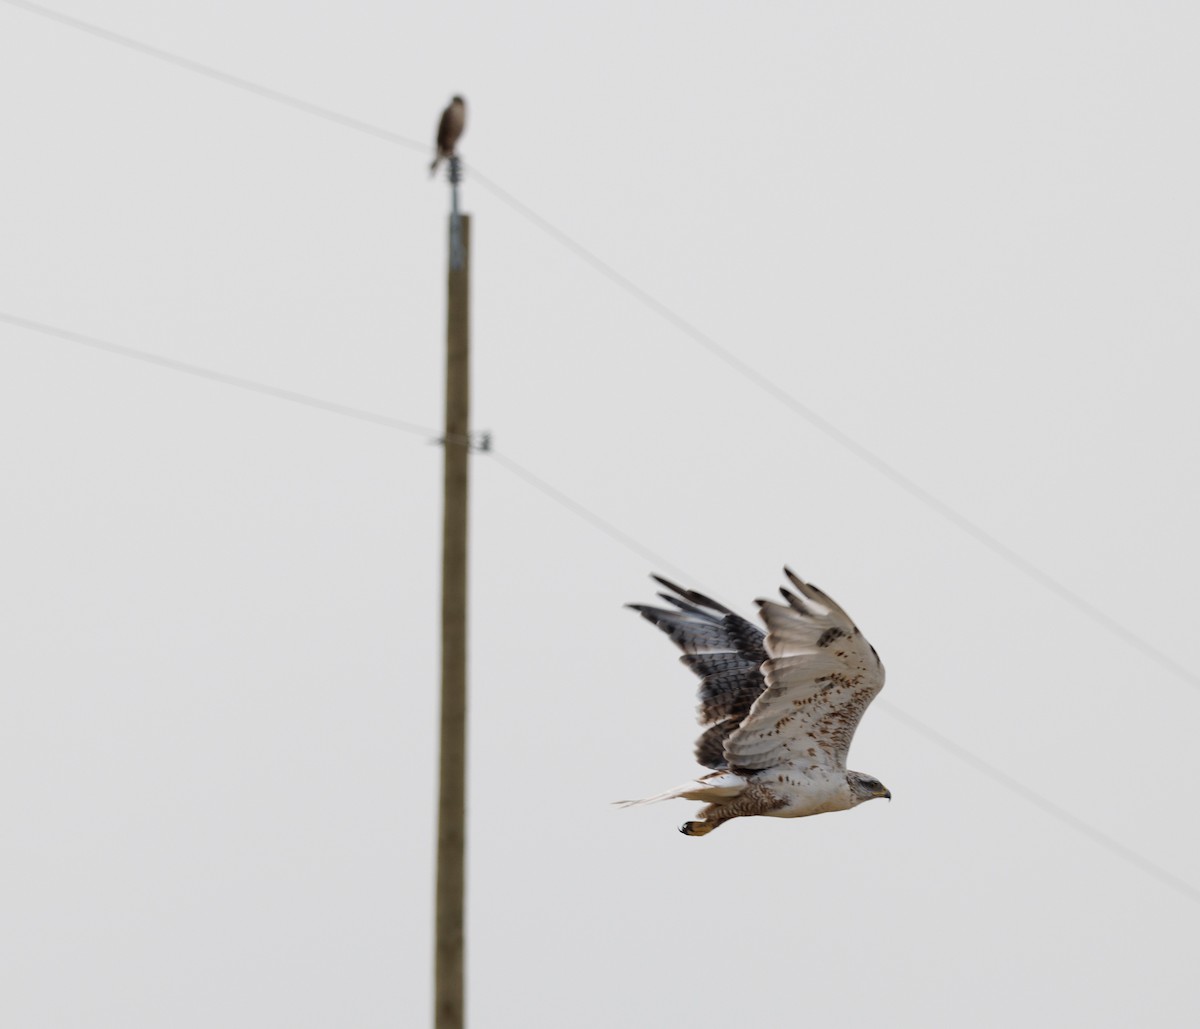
[2,2,1198,1026]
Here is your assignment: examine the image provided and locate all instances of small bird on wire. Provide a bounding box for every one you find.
[620,569,890,836]
[429,95,466,176]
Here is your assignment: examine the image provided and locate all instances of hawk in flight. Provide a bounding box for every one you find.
[430,95,466,176]
[622,569,889,836]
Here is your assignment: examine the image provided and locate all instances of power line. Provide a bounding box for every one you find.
[487,452,694,583]
[878,700,1200,905]
[2,307,682,582]
[5,0,1199,902]
[489,451,1200,907]
[468,171,1200,694]
[5,305,1196,907]
[11,0,1194,698]
[0,311,436,436]
[4,306,687,576]
[0,0,428,153]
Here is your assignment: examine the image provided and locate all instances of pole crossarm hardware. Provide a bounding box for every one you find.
[432,429,491,452]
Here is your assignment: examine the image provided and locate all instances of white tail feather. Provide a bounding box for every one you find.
[615,772,746,808]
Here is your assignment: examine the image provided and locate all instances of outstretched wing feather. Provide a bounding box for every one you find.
[722,574,884,774]
[628,605,737,655]
[682,654,764,722]
[628,578,769,770]
[693,719,744,770]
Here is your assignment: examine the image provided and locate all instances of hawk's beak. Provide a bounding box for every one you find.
[878,788,892,801]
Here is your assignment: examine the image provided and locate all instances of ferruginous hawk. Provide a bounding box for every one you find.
[621,569,889,836]
[429,95,466,176]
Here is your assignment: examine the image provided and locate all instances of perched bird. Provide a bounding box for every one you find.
[621,569,889,836]
[429,95,466,176]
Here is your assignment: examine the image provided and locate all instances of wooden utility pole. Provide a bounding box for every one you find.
[435,157,470,1029]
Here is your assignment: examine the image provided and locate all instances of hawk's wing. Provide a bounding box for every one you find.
[628,577,768,770]
[723,569,884,774]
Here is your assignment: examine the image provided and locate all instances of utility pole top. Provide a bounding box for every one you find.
[447,156,465,271]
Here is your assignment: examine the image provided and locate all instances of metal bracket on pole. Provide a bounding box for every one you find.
[431,429,491,453]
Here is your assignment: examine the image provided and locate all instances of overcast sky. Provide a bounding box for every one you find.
[3,2,1199,1026]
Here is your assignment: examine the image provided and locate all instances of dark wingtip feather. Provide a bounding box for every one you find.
[650,575,732,616]
[625,603,664,623]
[658,593,696,611]
[651,573,684,592]
[778,586,813,615]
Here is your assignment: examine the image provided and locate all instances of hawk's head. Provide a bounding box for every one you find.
[847,771,892,804]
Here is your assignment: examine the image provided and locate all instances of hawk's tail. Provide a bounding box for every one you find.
[614,772,745,808]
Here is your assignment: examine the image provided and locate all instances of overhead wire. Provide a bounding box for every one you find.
[0,311,436,437]
[877,701,1200,904]
[6,308,1198,907]
[1,309,685,576]
[5,1,1198,904]
[489,449,1200,906]
[466,172,1200,696]
[487,452,694,583]
[8,0,1195,699]
[0,0,428,153]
